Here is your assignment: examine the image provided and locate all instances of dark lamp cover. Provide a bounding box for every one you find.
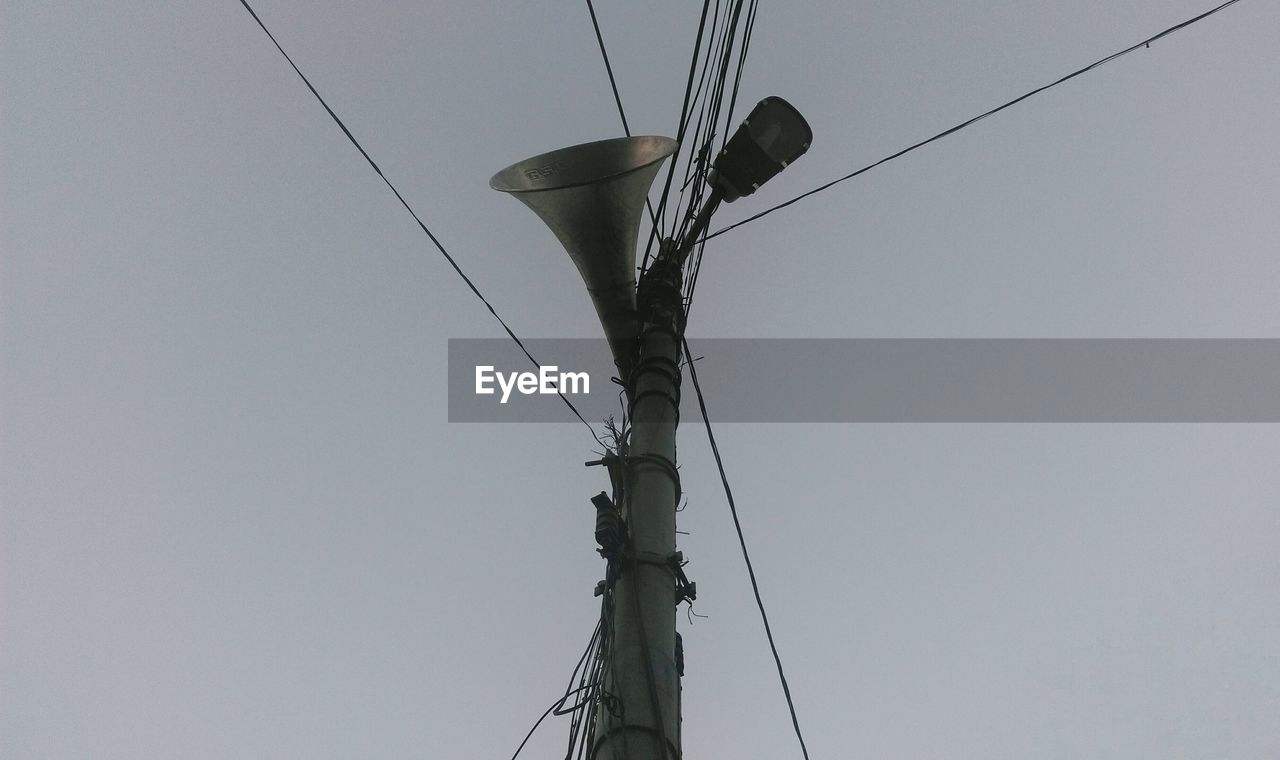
[711,96,812,202]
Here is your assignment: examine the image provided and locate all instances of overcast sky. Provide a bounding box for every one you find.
[3,1,1279,758]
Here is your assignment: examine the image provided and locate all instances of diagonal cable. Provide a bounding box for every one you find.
[585,0,659,229]
[682,337,812,760]
[237,0,607,449]
[585,0,633,137]
[703,0,1246,242]
[640,0,715,275]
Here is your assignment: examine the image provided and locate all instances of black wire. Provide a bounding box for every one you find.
[646,0,736,276]
[682,3,740,294]
[562,621,603,759]
[678,2,731,238]
[562,619,604,705]
[682,336,812,760]
[641,0,732,293]
[703,0,1246,243]
[597,587,631,760]
[510,684,597,760]
[679,0,739,253]
[681,0,754,312]
[585,0,632,137]
[626,557,673,760]
[575,600,610,760]
[681,233,710,321]
[704,0,747,157]
[717,0,759,154]
[514,595,615,760]
[640,0,716,275]
[570,602,603,758]
[584,0,660,230]
[236,0,609,450]
[680,0,725,164]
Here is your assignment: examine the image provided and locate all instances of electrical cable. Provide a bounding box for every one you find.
[511,590,618,760]
[703,0,1247,242]
[236,0,609,450]
[585,0,633,137]
[627,557,676,760]
[562,620,603,759]
[691,1,741,195]
[674,0,745,268]
[676,5,730,233]
[585,0,660,229]
[510,684,596,760]
[597,572,632,760]
[640,0,716,275]
[717,0,759,154]
[646,0,739,276]
[681,0,755,314]
[562,619,604,705]
[682,336,812,760]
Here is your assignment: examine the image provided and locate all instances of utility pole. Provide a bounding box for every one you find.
[491,96,811,760]
[588,194,724,760]
[591,239,686,760]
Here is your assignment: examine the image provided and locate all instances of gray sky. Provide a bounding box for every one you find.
[3,1,1278,758]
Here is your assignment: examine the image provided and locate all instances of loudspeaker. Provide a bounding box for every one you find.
[491,136,677,376]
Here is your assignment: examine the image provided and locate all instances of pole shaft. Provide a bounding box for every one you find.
[593,262,683,760]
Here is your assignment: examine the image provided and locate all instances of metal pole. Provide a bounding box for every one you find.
[592,247,685,760]
[592,190,720,760]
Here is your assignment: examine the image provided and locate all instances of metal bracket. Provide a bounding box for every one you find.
[668,552,697,605]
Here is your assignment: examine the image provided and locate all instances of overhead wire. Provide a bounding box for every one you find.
[681,0,756,317]
[667,17,1249,754]
[236,0,610,450]
[702,0,1247,243]
[717,0,759,155]
[675,4,722,202]
[510,579,622,760]
[561,608,606,760]
[585,0,634,138]
[660,0,734,270]
[681,337,812,760]
[568,606,605,759]
[542,424,637,760]
[690,0,742,201]
[680,0,732,218]
[585,0,660,229]
[639,0,717,275]
[248,2,1252,758]
[510,683,596,760]
[645,0,737,277]
[653,7,816,755]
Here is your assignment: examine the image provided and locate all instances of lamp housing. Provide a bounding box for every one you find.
[709,96,812,202]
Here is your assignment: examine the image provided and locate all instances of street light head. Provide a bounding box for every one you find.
[710,96,812,202]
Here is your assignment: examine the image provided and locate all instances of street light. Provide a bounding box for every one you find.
[710,95,813,202]
[669,96,812,262]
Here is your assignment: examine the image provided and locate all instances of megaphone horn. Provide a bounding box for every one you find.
[490,136,678,378]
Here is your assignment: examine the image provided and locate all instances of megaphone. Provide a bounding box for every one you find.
[490,136,677,378]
